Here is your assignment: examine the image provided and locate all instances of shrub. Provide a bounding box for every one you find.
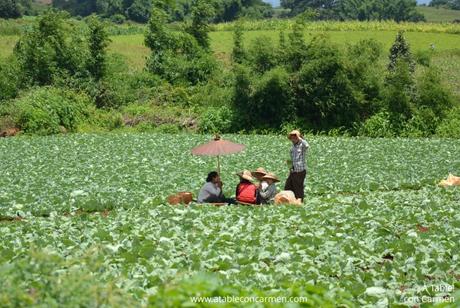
[231,65,252,130]
[247,36,278,74]
[185,0,214,50]
[145,1,216,85]
[110,14,126,24]
[402,108,439,137]
[251,67,295,128]
[14,11,88,86]
[12,87,91,135]
[80,106,123,131]
[383,59,415,131]
[415,68,453,119]
[415,50,432,67]
[232,21,245,64]
[359,112,395,138]
[198,106,234,133]
[191,76,233,107]
[0,58,20,102]
[86,16,110,81]
[293,37,362,130]
[155,123,181,134]
[57,54,159,109]
[436,107,460,138]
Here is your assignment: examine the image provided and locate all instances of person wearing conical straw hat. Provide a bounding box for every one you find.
[259,173,280,204]
[251,167,268,190]
[252,167,267,181]
[285,130,309,201]
[235,170,259,205]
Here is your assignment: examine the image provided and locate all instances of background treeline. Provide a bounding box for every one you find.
[429,0,460,10]
[1,0,448,22]
[0,2,459,138]
[0,0,39,18]
[51,0,273,23]
[280,0,425,21]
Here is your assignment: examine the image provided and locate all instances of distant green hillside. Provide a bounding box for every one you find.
[417,6,460,22]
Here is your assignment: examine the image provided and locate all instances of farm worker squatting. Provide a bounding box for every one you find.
[285,130,309,201]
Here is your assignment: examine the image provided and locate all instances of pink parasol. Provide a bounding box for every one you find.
[191,135,245,173]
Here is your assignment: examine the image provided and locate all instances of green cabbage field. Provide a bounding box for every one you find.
[1,133,459,306]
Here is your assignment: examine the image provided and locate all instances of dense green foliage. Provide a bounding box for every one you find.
[4,87,91,135]
[0,0,33,19]
[0,57,19,101]
[226,25,456,136]
[430,0,460,10]
[1,14,459,137]
[14,11,88,86]
[86,16,110,81]
[0,134,459,305]
[145,0,216,85]
[51,0,274,23]
[281,0,425,21]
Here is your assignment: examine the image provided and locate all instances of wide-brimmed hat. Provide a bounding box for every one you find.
[262,172,280,183]
[251,167,267,178]
[288,130,301,140]
[237,170,254,182]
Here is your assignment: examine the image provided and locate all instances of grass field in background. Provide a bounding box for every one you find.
[3,29,460,66]
[417,6,460,23]
[1,28,460,94]
[0,36,18,59]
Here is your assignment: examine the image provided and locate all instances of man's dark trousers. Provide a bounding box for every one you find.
[284,170,306,201]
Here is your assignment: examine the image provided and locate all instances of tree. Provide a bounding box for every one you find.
[231,65,252,129]
[282,0,424,21]
[126,0,152,22]
[232,21,245,64]
[86,16,110,81]
[250,67,295,128]
[430,0,460,10]
[416,68,453,119]
[388,31,415,73]
[384,60,415,130]
[247,36,278,74]
[186,0,215,50]
[145,0,216,84]
[14,11,86,86]
[292,37,363,130]
[0,0,21,18]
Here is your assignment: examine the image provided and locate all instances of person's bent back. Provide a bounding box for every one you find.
[235,170,259,205]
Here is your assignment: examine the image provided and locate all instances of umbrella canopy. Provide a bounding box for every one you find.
[191,135,245,173]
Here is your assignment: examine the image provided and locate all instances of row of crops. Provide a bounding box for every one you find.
[2,18,460,37]
[0,134,459,217]
[212,19,460,33]
[1,133,459,306]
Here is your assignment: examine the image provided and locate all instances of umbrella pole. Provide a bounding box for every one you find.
[217,155,221,174]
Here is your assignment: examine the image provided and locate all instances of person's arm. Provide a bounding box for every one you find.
[205,183,221,198]
[300,138,309,151]
[259,186,270,199]
[260,184,276,199]
[267,184,277,199]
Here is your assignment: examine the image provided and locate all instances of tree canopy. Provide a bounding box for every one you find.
[281,0,425,21]
[51,0,274,23]
[429,0,460,10]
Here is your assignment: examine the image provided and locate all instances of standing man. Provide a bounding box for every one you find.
[285,130,309,201]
